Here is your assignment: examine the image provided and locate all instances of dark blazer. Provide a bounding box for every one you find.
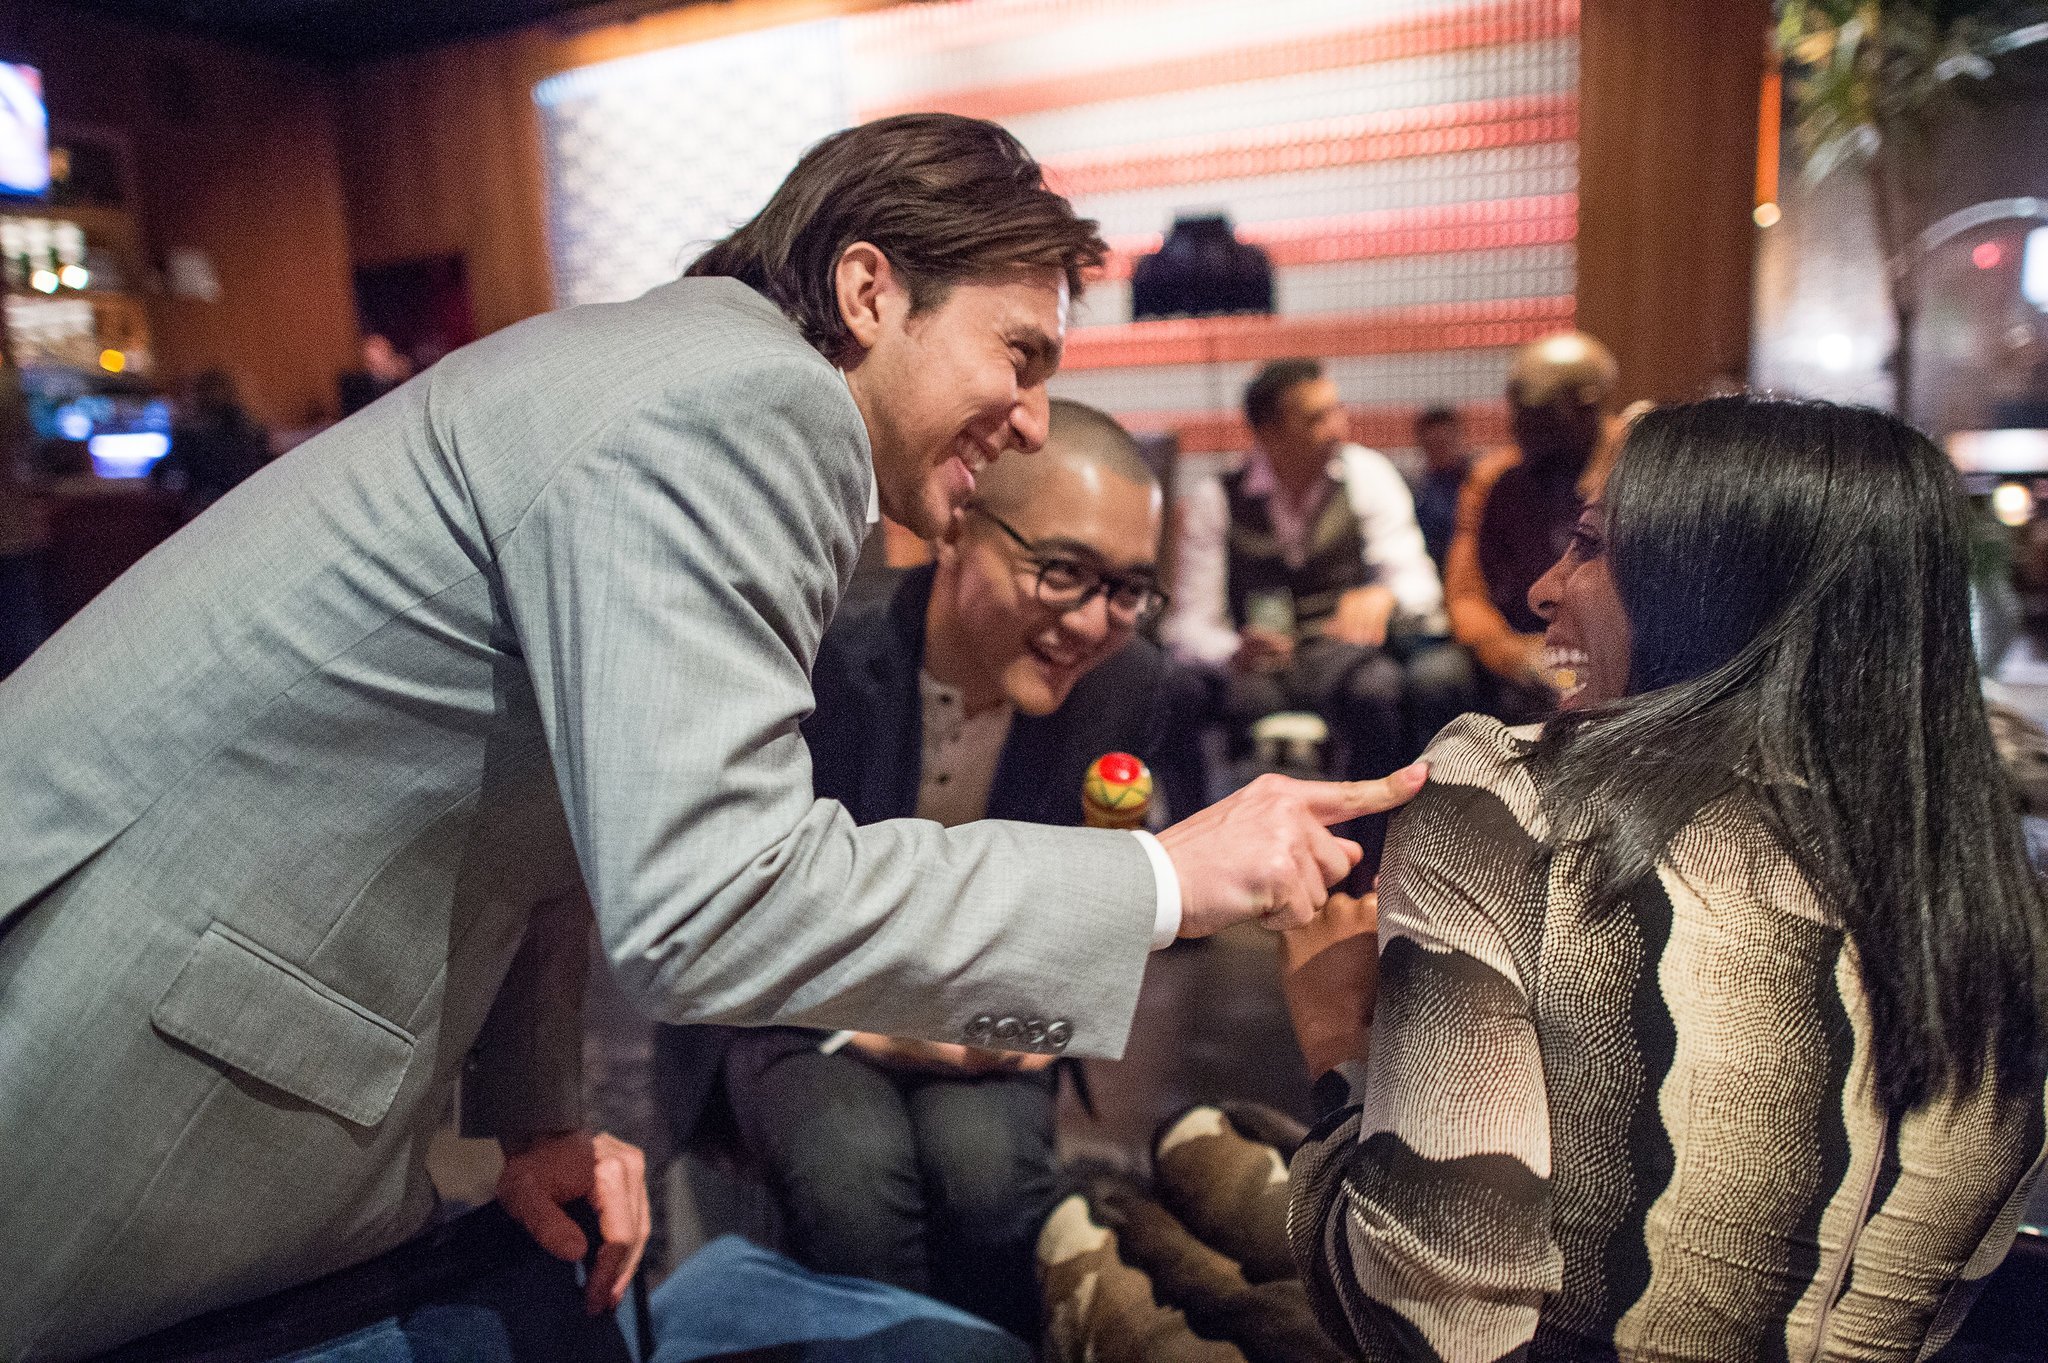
[809,563,1170,826]
[657,562,1171,1144]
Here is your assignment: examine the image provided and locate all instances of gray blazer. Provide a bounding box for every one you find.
[0,278,1157,1360]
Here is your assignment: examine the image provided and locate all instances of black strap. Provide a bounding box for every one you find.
[1058,1056,1096,1120]
[99,1201,630,1363]
[631,1258,657,1361]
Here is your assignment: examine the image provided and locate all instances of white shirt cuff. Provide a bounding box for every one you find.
[1130,829,1182,949]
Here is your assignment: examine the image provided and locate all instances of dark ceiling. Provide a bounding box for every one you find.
[44,0,685,66]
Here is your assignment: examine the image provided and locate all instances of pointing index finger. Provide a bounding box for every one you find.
[1299,762,1428,825]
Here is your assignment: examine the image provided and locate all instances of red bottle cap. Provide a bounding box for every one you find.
[1096,752,1140,786]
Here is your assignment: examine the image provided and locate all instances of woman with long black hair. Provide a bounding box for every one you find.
[1285,395,2048,1359]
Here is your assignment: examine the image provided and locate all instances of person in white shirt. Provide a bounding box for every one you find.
[1161,359,1473,873]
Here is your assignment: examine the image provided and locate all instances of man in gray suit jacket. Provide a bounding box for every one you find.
[0,114,1419,1359]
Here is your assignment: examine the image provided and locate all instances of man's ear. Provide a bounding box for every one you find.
[835,242,896,354]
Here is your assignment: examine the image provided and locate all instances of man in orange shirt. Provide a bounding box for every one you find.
[1443,331,1620,719]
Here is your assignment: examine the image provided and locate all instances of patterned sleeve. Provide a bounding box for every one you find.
[1288,719,1564,1362]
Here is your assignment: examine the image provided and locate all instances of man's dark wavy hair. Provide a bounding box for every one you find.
[1528,394,2048,1115]
[687,113,1106,363]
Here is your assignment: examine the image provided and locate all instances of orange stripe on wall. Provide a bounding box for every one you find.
[1061,296,1575,370]
[856,0,1577,123]
[1755,58,1781,211]
[1041,93,1577,199]
[1094,194,1577,281]
[1120,402,1514,456]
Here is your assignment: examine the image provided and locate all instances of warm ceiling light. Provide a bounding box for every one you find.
[57,263,87,289]
[1992,481,2034,527]
[29,269,57,293]
[1753,202,1781,228]
[98,348,126,373]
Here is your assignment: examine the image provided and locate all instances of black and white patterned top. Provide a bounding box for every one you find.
[1289,715,2048,1362]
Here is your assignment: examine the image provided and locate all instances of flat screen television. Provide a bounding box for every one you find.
[0,63,50,198]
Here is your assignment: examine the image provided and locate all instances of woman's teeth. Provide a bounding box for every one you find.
[1544,646,1588,699]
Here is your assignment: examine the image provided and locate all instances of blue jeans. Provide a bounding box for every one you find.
[281,1233,1034,1362]
[647,1235,1030,1363]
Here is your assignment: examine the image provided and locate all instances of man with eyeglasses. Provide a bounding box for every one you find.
[657,401,1171,1342]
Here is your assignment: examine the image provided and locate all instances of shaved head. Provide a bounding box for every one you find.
[928,398,1163,717]
[1508,330,1618,410]
[972,399,1157,520]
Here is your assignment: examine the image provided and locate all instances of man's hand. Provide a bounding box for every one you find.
[1158,765,1425,938]
[1231,626,1296,674]
[496,1130,650,1315]
[1320,585,1396,649]
[1280,891,1380,1078]
[847,1033,1056,1075]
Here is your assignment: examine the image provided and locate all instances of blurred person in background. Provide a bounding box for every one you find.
[337,332,416,417]
[1443,329,1618,720]
[1408,403,1474,571]
[1162,358,1470,874]
[154,368,273,521]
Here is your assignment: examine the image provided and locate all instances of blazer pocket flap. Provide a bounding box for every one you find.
[151,922,416,1128]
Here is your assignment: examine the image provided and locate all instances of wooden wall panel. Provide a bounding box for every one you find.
[23,7,360,428]
[1578,0,1770,404]
[330,0,895,341]
[334,34,557,339]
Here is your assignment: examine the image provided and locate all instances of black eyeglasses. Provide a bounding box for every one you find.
[970,505,1169,625]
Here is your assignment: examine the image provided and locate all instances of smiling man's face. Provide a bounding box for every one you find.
[931,453,1162,716]
[846,264,1068,540]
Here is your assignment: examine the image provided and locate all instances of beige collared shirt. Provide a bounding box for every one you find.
[914,670,1014,829]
